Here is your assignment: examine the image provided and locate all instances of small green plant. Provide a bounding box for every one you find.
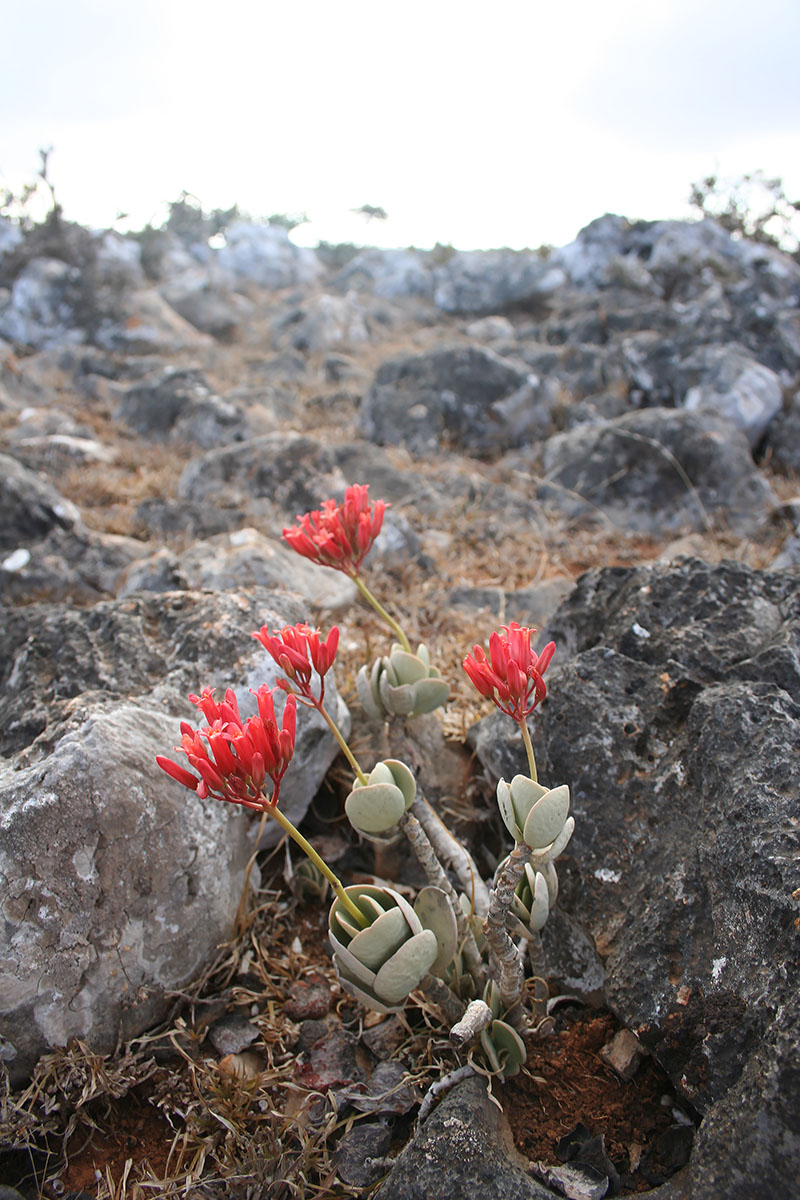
[157,485,576,1083]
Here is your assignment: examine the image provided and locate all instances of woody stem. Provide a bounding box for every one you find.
[352,573,412,653]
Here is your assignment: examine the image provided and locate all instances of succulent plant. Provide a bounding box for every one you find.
[328,884,449,1013]
[357,642,450,720]
[496,775,574,854]
[478,981,527,1078]
[287,857,330,905]
[344,758,416,840]
[507,858,559,936]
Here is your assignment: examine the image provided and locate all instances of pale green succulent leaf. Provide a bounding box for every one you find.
[530,869,551,931]
[345,782,407,834]
[329,939,377,988]
[369,762,396,785]
[389,650,429,685]
[416,643,431,668]
[488,1019,527,1077]
[348,906,412,971]
[532,815,575,864]
[542,861,559,905]
[414,886,458,976]
[384,758,417,807]
[333,958,404,1014]
[523,784,571,850]
[379,675,417,715]
[509,774,549,832]
[496,779,519,840]
[480,1026,502,1073]
[356,663,385,720]
[409,677,451,714]
[373,929,439,1006]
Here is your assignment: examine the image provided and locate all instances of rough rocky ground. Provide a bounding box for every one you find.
[1,212,799,1199]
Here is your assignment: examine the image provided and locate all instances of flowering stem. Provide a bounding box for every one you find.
[520,718,538,783]
[352,573,412,653]
[314,699,369,786]
[266,803,368,927]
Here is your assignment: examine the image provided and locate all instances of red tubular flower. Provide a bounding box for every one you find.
[463,623,555,724]
[252,622,340,705]
[282,484,388,576]
[156,688,297,811]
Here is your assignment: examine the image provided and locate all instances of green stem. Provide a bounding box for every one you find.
[352,573,412,652]
[266,803,368,927]
[520,718,538,782]
[315,699,369,785]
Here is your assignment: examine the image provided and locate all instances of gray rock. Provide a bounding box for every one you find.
[0,451,82,551]
[0,703,255,1085]
[374,1075,552,1199]
[93,231,146,289]
[361,344,550,457]
[177,431,349,520]
[471,558,800,1199]
[764,389,800,473]
[119,526,357,614]
[114,366,249,446]
[273,291,370,352]
[681,344,783,447]
[1,524,150,604]
[160,276,254,340]
[331,248,434,300]
[539,407,777,534]
[94,288,212,354]
[433,249,567,314]
[0,216,24,260]
[336,1122,393,1187]
[0,587,349,1080]
[0,257,85,349]
[555,215,748,296]
[216,222,321,291]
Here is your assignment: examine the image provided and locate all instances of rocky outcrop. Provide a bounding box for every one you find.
[469,558,800,1199]
[1,205,798,1197]
[0,589,347,1082]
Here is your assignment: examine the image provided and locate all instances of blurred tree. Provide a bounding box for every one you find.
[689,170,800,259]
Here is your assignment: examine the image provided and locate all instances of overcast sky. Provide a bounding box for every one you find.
[2,0,799,250]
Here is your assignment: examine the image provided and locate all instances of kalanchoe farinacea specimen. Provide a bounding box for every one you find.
[356,641,450,720]
[157,494,581,1084]
[463,624,573,1023]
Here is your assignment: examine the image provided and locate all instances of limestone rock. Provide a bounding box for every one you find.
[0,587,350,1079]
[433,249,567,314]
[361,344,551,457]
[539,407,777,534]
[470,558,800,1199]
[374,1075,552,1200]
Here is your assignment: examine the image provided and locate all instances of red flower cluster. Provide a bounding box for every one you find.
[252,623,339,704]
[157,686,296,810]
[463,623,556,723]
[282,484,387,576]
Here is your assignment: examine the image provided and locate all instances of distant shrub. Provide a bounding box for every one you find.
[689,170,800,260]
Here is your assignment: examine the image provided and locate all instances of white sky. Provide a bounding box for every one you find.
[1,0,799,251]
